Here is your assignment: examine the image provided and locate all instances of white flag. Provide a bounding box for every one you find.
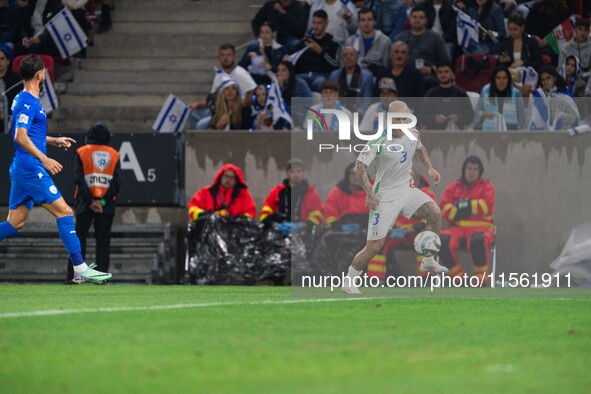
[453,6,479,49]
[527,90,550,130]
[46,8,88,58]
[153,94,189,133]
[39,70,58,113]
[287,46,310,65]
[266,74,292,129]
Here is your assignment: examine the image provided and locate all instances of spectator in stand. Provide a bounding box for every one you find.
[375,41,426,97]
[371,0,408,41]
[439,155,495,285]
[307,0,358,46]
[303,80,353,131]
[466,0,506,55]
[359,77,398,133]
[559,55,586,97]
[251,0,309,52]
[534,65,580,129]
[324,162,369,227]
[0,0,21,47]
[417,0,457,60]
[328,46,373,115]
[475,65,526,131]
[558,17,591,84]
[291,9,341,92]
[188,43,257,130]
[248,83,291,130]
[345,7,392,75]
[422,61,474,130]
[259,159,323,235]
[209,78,251,130]
[395,7,451,89]
[498,12,543,71]
[188,163,256,222]
[525,0,574,65]
[239,21,288,85]
[0,44,21,133]
[14,0,63,57]
[276,60,312,119]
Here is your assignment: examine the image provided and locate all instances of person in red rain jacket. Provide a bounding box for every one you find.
[260,159,323,234]
[368,170,437,280]
[439,155,495,284]
[188,163,256,221]
[324,162,369,227]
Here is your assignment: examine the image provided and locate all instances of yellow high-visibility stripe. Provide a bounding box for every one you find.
[478,199,489,217]
[370,254,386,263]
[442,204,457,221]
[188,206,205,221]
[471,199,479,215]
[456,220,494,228]
[367,264,387,273]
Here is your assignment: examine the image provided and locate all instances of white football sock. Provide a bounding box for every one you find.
[73,263,89,273]
[347,266,363,278]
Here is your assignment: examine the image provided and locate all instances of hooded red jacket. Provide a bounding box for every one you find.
[259,179,323,224]
[188,164,256,221]
[440,177,495,228]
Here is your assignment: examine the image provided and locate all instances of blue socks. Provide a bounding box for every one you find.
[56,216,84,266]
[0,221,19,241]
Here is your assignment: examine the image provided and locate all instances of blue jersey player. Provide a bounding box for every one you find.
[0,55,112,284]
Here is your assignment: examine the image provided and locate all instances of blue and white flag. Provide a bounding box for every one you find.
[287,46,310,65]
[453,6,479,49]
[528,90,550,130]
[153,94,189,133]
[266,74,292,128]
[46,8,88,58]
[39,70,58,113]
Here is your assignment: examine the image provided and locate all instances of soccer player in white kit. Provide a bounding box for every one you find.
[342,100,447,294]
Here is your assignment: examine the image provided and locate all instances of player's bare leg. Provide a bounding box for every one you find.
[7,205,31,231]
[343,238,387,294]
[410,201,448,274]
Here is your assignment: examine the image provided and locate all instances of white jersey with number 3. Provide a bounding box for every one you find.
[357,128,421,201]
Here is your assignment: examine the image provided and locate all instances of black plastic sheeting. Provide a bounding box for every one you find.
[185,214,368,285]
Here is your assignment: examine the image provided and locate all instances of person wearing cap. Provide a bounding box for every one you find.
[439,155,496,285]
[422,61,473,130]
[0,43,21,133]
[359,77,398,133]
[66,122,121,282]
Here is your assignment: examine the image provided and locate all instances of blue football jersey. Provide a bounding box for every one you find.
[10,91,48,175]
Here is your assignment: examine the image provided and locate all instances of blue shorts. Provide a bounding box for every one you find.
[9,170,62,211]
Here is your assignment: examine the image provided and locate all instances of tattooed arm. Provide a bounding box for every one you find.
[415,143,441,185]
[354,160,380,210]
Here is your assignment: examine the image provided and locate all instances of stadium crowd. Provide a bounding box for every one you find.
[185,0,591,132]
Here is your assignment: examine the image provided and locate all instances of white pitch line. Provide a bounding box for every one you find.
[0,297,383,319]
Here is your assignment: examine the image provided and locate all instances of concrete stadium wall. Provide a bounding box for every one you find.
[2,131,590,275]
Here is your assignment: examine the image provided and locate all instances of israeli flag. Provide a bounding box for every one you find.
[527,90,550,130]
[287,46,310,65]
[453,6,479,49]
[39,70,58,113]
[266,74,292,128]
[153,94,189,133]
[46,8,88,58]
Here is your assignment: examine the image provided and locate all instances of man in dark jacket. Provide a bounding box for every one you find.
[66,122,121,282]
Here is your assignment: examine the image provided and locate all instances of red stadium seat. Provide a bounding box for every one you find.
[11,54,55,81]
[455,54,498,94]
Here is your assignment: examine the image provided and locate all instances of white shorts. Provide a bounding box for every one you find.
[367,185,433,240]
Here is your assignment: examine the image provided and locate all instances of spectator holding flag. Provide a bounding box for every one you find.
[275,60,312,119]
[532,65,580,129]
[525,0,574,65]
[466,0,506,55]
[14,0,63,57]
[475,65,526,131]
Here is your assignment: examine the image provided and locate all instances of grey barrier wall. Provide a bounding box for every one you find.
[0,133,185,206]
[1,131,590,274]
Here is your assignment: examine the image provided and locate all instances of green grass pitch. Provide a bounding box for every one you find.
[1,285,590,393]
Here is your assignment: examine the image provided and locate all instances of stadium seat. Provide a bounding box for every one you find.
[11,54,55,81]
[455,54,498,94]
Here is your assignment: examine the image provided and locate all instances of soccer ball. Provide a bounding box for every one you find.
[414,231,441,257]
